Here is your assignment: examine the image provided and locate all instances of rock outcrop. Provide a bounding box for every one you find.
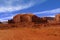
[0,22,2,24]
[55,14,60,22]
[13,14,48,24]
[8,19,14,23]
[13,14,38,23]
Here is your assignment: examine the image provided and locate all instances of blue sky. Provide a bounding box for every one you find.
[0,0,60,21]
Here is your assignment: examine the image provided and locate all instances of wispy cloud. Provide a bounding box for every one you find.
[0,0,47,21]
[0,0,36,12]
[0,19,8,22]
[0,16,13,22]
[0,0,47,12]
[34,8,60,14]
[0,2,33,12]
[33,8,60,17]
[0,8,59,22]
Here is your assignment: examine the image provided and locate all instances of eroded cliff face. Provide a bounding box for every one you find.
[13,14,34,23]
[7,13,60,25]
[0,14,60,40]
[0,13,60,29]
[12,14,48,24]
[55,14,60,22]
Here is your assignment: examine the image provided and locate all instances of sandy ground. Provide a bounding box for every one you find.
[0,26,60,40]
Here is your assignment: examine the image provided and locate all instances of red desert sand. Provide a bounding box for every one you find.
[0,13,60,40]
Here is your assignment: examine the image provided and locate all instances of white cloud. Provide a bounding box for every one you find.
[0,2,34,12]
[0,0,47,13]
[0,0,47,22]
[0,16,13,22]
[0,19,8,22]
[33,8,60,14]
[1,16,13,19]
[0,0,35,12]
[44,15,55,17]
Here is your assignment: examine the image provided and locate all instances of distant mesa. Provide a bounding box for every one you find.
[13,14,35,23]
[1,13,60,24]
[0,13,60,29]
[55,14,60,22]
[7,13,60,24]
[13,13,48,24]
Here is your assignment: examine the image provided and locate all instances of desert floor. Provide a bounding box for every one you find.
[0,26,60,40]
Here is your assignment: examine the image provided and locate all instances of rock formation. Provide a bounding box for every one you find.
[0,22,2,24]
[13,14,48,24]
[8,19,14,23]
[42,17,54,23]
[38,17,48,24]
[55,14,60,22]
[13,14,37,23]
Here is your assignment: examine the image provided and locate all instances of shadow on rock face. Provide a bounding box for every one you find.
[13,14,48,24]
[0,13,60,30]
[13,14,37,23]
[8,19,15,24]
